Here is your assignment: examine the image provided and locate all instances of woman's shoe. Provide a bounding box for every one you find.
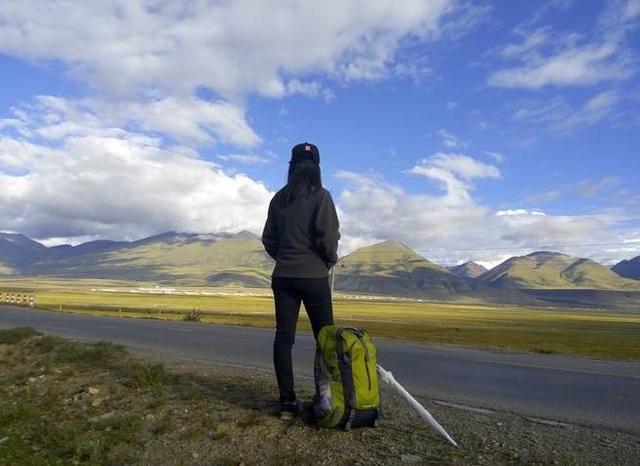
[280,400,303,420]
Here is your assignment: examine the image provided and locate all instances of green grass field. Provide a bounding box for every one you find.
[2,278,639,360]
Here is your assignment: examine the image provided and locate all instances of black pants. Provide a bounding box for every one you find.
[271,276,334,403]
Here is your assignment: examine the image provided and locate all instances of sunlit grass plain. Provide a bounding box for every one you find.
[1,278,639,360]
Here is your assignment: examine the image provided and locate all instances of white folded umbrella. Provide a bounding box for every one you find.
[377,364,459,447]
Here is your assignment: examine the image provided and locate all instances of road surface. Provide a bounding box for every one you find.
[1,305,638,432]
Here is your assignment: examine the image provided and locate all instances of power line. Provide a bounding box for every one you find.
[418,241,640,253]
[340,240,640,256]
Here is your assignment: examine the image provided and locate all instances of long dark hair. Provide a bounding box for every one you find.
[280,162,322,207]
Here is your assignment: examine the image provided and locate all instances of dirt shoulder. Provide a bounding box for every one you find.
[0,327,638,465]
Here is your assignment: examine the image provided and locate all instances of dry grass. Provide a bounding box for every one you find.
[1,329,639,465]
[26,286,640,360]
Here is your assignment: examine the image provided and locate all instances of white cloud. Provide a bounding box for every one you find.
[575,176,620,197]
[625,0,640,19]
[488,41,630,89]
[103,97,261,147]
[0,0,485,169]
[218,153,271,165]
[499,27,549,59]
[527,0,576,26]
[410,153,500,205]
[600,0,640,28]
[1,95,260,148]
[0,99,272,241]
[496,209,545,217]
[334,154,638,265]
[414,152,500,180]
[488,1,638,90]
[524,189,562,205]
[524,177,622,207]
[0,0,470,99]
[437,129,465,149]
[513,91,621,133]
[484,151,505,163]
[557,91,620,131]
[283,80,335,101]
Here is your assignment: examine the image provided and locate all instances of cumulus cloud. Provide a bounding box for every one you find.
[102,97,262,147]
[0,0,490,244]
[0,99,272,241]
[334,154,638,265]
[335,153,498,257]
[1,95,260,148]
[0,0,468,99]
[0,0,484,155]
[409,152,500,204]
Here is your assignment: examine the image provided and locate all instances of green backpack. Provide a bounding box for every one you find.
[313,325,382,429]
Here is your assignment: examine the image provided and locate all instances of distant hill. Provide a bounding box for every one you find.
[334,240,470,298]
[449,261,488,280]
[46,239,129,260]
[25,231,273,287]
[2,231,640,309]
[612,256,640,280]
[479,251,640,290]
[0,233,48,273]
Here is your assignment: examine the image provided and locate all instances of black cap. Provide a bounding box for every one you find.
[290,142,320,165]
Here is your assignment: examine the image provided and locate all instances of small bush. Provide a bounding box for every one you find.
[0,327,40,344]
[183,309,204,322]
[129,363,167,389]
[53,340,127,366]
[34,335,62,353]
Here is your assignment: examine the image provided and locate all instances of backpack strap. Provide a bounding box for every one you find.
[335,328,356,409]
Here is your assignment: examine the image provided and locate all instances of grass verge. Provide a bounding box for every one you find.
[1,327,639,465]
[30,288,640,360]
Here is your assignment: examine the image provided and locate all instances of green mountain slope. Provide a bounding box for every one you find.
[27,231,274,287]
[334,240,470,298]
[479,251,640,290]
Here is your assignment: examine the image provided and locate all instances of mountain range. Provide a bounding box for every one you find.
[478,251,639,290]
[1,231,639,309]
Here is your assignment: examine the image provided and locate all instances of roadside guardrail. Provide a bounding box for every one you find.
[0,292,35,307]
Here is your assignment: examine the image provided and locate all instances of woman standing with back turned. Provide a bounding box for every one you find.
[261,142,340,420]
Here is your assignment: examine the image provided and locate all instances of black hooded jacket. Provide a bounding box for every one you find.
[262,187,340,278]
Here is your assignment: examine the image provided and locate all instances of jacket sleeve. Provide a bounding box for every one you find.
[314,190,341,268]
[261,197,279,260]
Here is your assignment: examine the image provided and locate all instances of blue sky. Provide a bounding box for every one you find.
[0,0,639,266]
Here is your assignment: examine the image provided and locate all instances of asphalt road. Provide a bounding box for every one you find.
[1,305,639,432]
